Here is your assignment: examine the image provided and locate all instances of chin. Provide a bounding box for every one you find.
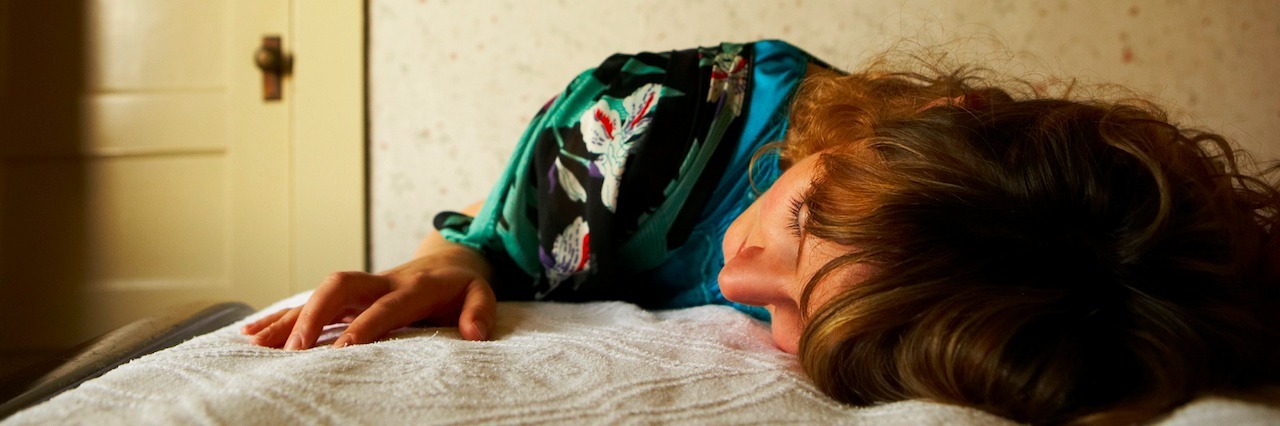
[771,318,799,353]
[768,306,802,354]
[773,334,799,354]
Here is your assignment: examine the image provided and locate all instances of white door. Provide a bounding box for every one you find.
[0,0,364,351]
[76,0,293,336]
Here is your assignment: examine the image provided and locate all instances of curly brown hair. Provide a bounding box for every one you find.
[786,66,1280,425]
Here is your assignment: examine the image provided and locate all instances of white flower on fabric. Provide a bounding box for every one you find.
[554,157,587,203]
[706,52,748,117]
[580,83,662,212]
[540,216,590,295]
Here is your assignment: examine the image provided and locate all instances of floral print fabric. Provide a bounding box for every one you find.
[580,82,661,213]
[436,41,815,313]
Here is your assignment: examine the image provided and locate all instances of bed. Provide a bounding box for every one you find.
[3,292,1278,425]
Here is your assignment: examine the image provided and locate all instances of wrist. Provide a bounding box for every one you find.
[415,241,493,281]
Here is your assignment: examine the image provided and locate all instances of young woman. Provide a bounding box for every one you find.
[242,41,1280,424]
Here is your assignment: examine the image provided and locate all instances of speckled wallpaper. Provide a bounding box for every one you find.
[369,0,1280,270]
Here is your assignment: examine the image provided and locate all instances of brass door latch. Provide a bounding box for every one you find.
[254,36,289,101]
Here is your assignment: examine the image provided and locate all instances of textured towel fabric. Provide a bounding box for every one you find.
[6,292,1278,425]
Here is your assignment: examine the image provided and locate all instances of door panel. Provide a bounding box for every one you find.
[73,0,290,332]
[84,156,227,292]
[86,0,227,91]
[0,0,364,352]
[80,0,294,331]
[83,92,228,154]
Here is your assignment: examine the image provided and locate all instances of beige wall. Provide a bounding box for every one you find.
[370,0,1280,270]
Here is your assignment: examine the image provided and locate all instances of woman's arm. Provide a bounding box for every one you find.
[413,200,485,258]
[241,201,495,350]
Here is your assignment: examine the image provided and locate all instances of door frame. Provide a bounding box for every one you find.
[291,1,367,291]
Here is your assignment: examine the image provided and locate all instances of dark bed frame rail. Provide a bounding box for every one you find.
[0,301,255,419]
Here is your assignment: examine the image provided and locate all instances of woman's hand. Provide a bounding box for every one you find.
[240,243,496,350]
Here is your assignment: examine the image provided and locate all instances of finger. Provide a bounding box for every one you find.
[288,272,388,350]
[241,308,291,335]
[334,289,432,348]
[251,307,302,348]
[457,279,496,341]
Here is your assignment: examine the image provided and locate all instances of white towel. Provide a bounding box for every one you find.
[6,292,1277,425]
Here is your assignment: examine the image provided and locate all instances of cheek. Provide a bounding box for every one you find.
[801,257,875,311]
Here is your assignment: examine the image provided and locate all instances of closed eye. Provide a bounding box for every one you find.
[786,196,805,238]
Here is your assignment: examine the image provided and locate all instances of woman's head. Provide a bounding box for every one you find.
[718,154,870,353]
[734,67,1280,424]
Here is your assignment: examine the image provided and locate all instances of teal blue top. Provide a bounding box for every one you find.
[435,41,817,321]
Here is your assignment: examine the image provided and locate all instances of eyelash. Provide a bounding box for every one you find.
[786,196,805,238]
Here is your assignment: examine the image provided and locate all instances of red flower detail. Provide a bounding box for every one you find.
[577,233,590,271]
[594,108,614,139]
[626,92,656,129]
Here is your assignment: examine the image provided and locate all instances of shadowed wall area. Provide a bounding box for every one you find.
[0,2,89,377]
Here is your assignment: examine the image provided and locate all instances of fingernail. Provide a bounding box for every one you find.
[472,320,488,341]
[284,334,302,351]
[333,334,352,348]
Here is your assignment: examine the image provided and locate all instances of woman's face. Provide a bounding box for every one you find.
[719,154,860,353]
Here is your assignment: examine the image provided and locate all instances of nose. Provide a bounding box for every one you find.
[718,245,790,307]
[723,196,762,256]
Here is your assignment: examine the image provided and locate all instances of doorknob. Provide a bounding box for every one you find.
[254,36,287,101]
